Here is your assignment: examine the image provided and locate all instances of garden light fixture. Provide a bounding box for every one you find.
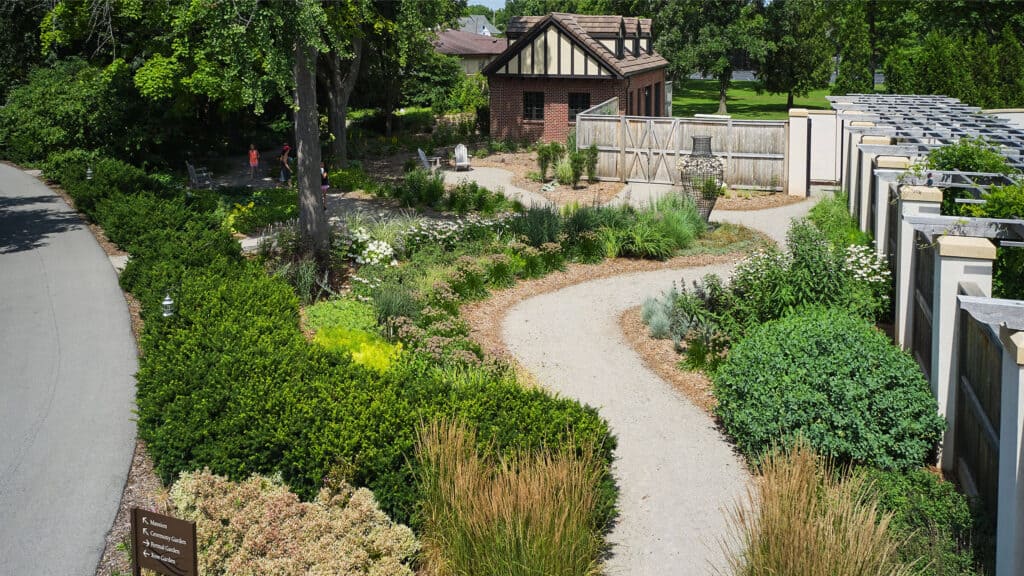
[86,166,93,180]
[161,293,174,317]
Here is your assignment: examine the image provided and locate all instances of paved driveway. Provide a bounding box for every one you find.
[0,164,137,575]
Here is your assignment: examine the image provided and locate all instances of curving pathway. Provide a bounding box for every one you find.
[502,197,818,575]
[0,164,137,575]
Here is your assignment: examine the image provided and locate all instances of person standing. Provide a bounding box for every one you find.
[248,144,260,179]
[320,162,330,211]
[279,142,292,183]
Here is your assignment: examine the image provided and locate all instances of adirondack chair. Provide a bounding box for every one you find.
[186,161,213,189]
[454,143,470,171]
[417,148,442,173]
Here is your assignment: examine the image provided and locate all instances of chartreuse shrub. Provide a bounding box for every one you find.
[713,307,944,470]
[170,470,418,576]
[308,298,402,373]
[861,467,983,576]
[220,187,298,234]
[417,420,604,576]
[724,440,913,576]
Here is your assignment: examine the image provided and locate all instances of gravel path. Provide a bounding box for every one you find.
[443,166,552,207]
[501,198,817,575]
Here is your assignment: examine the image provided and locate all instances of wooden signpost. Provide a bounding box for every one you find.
[130,508,197,576]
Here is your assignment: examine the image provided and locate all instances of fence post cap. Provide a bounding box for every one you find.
[936,235,997,260]
[899,185,943,202]
[862,135,893,145]
[788,108,809,117]
[849,120,875,127]
[999,325,1024,365]
[875,156,911,169]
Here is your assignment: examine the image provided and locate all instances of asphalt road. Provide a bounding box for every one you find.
[0,164,137,575]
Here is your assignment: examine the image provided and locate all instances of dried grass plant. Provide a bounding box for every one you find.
[722,439,918,576]
[416,419,604,576]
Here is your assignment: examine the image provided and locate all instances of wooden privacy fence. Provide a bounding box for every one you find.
[576,98,787,190]
[956,302,1003,523]
[911,231,935,381]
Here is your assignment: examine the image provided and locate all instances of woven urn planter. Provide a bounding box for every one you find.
[677,136,724,223]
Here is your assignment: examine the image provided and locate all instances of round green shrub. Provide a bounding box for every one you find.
[713,307,944,470]
[861,467,981,575]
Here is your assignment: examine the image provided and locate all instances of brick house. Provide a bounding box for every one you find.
[433,29,508,75]
[483,13,668,142]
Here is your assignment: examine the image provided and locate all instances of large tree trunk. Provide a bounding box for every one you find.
[787,91,794,109]
[325,36,364,167]
[717,72,730,115]
[293,40,329,255]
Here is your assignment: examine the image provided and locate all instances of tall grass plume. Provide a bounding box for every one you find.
[722,439,915,576]
[416,419,604,576]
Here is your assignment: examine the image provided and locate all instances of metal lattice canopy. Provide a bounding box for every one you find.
[828,94,1024,173]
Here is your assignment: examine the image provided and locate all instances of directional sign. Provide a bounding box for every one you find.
[130,508,197,576]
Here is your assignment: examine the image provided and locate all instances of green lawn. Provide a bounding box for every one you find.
[672,79,832,120]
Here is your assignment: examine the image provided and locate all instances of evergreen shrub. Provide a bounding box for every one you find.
[713,307,944,470]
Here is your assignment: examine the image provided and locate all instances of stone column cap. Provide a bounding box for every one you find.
[1000,325,1024,365]
[876,156,911,169]
[862,135,893,145]
[850,120,875,127]
[900,185,943,202]
[789,108,809,117]
[937,235,997,260]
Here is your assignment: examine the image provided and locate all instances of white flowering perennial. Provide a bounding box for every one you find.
[844,244,890,286]
[348,227,397,266]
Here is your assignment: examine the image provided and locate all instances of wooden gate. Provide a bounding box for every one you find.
[576,99,787,190]
[911,231,935,380]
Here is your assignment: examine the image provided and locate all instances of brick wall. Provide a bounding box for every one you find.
[488,67,667,143]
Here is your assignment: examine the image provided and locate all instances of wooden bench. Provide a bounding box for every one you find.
[186,161,214,189]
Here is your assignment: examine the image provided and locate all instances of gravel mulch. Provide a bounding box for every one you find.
[473,152,625,206]
[618,306,717,414]
[461,252,743,362]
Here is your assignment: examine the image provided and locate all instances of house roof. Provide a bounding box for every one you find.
[506,13,652,38]
[486,13,667,78]
[458,15,500,36]
[433,29,508,57]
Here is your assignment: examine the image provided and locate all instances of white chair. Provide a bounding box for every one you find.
[454,143,471,171]
[417,148,442,173]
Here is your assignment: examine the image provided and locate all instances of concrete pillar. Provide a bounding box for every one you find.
[997,327,1024,576]
[845,121,875,201]
[857,136,894,232]
[872,157,911,257]
[932,236,996,472]
[894,186,943,349]
[787,108,809,197]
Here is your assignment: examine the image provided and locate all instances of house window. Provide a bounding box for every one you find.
[523,92,544,120]
[568,93,591,122]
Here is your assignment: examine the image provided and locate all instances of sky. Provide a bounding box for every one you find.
[472,0,507,11]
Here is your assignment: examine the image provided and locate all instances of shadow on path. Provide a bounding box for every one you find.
[0,195,81,254]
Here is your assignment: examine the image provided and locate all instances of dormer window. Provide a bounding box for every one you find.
[633,38,639,57]
[617,38,623,58]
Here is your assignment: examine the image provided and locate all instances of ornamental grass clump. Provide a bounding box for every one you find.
[170,470,419,576]
[416,419,604,576]
[722,440,913,576]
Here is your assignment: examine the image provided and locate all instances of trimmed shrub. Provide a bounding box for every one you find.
[95,192,193,249]
[305,298,378,333]
[713,307,944,470]
[862,467,982,575]
[170,470,418,576]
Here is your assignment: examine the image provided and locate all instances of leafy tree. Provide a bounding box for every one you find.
[0,2,47,100]
[755,0,832,108]
[655,0,769,114]
[830,0,874,95]
[465,4,495,20]
[995,25,1024,107]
